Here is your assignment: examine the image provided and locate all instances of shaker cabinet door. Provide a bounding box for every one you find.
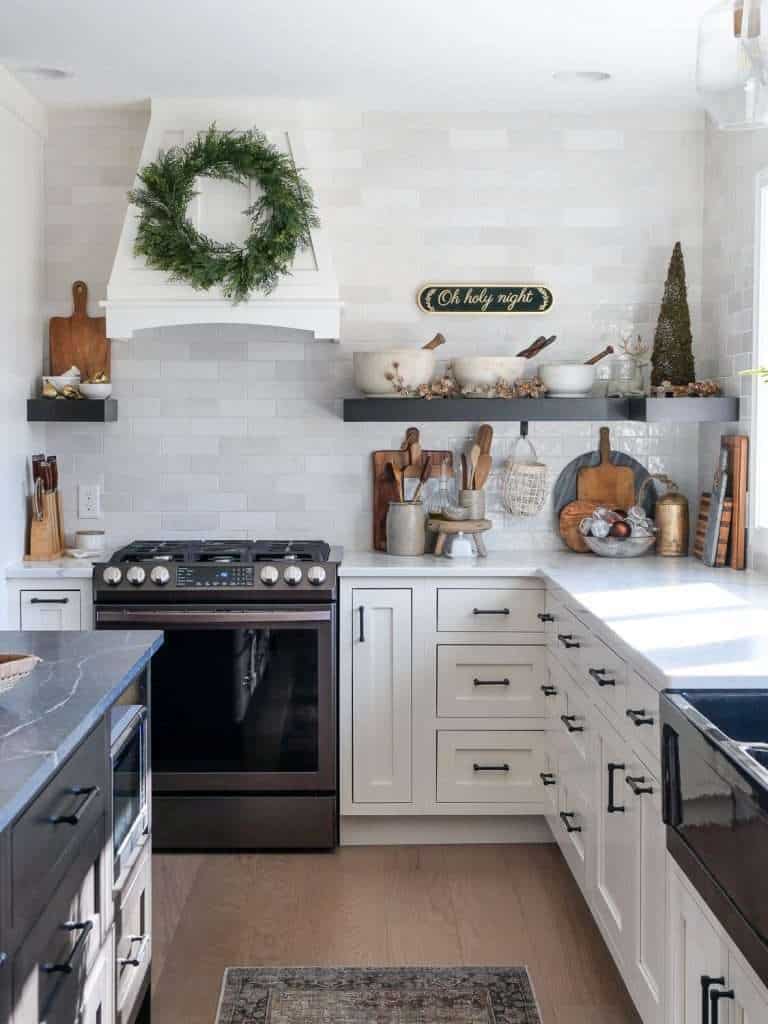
[668,866,728,1024]
[351,589,412,803]
[20,590,81,631]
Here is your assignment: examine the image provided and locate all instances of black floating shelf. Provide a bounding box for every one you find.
[27,398,118,423]
[343,396,740,424]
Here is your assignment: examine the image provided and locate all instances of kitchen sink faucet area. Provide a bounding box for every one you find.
[4,3,768,1024]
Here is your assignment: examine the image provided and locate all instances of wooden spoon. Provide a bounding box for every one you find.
[584,345,614,365]
[476,424,493,456]
[461,453,469,490]
[474,453,493,490]
[468,444,481,488]
[388,460,404,502]
[400,427,419,451]
[422,332,446,351]
[412,455,432,502]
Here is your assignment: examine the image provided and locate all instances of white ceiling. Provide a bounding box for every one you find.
[1,0,714,112]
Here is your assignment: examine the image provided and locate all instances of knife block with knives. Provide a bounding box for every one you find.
[27,455,65,560]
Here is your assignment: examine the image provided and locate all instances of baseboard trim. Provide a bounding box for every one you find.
[340,815,554,846]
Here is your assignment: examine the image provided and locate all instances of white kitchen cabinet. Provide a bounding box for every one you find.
[351,588,413,804]
[436,586,544,633]
[728,950,768,1024]
[436,730,546,804]
[20,588,82,630]
[6,573,93,630]
[436,645,546,718]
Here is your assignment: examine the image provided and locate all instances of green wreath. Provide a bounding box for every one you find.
[128,124,319,303]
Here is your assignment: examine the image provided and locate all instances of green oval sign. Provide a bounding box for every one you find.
[417,284,553,315]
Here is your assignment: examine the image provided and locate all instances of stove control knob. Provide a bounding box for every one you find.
[102,566,122,586]
[260,565,280,586]
[126,566,146,586]
[283,565,303,586]
[307,565,327,586]
[150,565,171,586]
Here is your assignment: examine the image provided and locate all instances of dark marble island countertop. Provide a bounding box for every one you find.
[0,630,163,830]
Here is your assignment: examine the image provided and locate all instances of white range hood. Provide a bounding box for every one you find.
[102,99,341,340]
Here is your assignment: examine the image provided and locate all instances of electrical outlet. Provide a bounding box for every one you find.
[78,483,102,520]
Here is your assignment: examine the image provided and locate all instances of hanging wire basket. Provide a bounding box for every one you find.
[502,432,549,517]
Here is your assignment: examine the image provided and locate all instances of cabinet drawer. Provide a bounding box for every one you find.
[20,589,81,631]
[116,847,151,1024]
[578,631,627,715]
[558,678,591,764]
[437,588,544,633]
[437,646,547,718]
[11,720,106,928]
[624,669,661,764]
[554,779,590,892]
[548,606,584,673]
[436,730,546,803]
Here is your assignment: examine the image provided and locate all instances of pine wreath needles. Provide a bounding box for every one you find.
[128,124,319,303]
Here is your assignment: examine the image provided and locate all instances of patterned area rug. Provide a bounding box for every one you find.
[215,967,542,1024]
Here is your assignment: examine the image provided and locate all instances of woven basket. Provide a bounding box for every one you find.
[0,654,42,695]
[502,436,549,517]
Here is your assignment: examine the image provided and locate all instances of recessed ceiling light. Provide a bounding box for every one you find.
[553,70,612,83]
[7,64,74,80]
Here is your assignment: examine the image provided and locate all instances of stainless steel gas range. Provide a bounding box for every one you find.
[93,540,340,851]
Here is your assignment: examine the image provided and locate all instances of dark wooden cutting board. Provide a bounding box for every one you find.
[49,280,110,379]
[372,444,453,551]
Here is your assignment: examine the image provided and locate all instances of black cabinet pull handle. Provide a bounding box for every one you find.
[537,612,554,623]
[30,597,69,604]
[626,708,655,726]
[709,987,734,1024]
[118,934,150,968]
[473,608,510,616]
[559,811,582,833]
[700,976,725,1024]
[473,677,510,687]
[560,714,584,733]
[42,920,93,973]
[626,775,654,796]
[589,667,616,687]
[557,633,580,649]
[473,763,510,772]
[48,785,100,826]
[607,762,626,813]
[358,606,365,643]
[539,772,556,786]
[541,685,558,697]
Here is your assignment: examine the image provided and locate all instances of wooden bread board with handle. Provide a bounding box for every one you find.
[577,427,636,510]
[559,500,606,553]
[721,435,748,570]
[49,280,110,379]
[372,444,453,551]
[693,493,733,567]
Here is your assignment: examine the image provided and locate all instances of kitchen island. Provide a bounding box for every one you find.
[0,629,161,1024]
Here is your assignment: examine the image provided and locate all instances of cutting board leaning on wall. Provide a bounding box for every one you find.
[49,280,111,379]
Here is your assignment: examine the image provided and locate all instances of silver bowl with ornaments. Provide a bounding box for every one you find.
[584,534,656,558]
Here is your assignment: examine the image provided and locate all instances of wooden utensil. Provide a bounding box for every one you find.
[722,435,748,570]
[516,335,557,359]
[422,332,446,350]
[388,460,404,502]
[412,456,432,502]
[468,444,481,488]
[49,281,111,379]
[372,447,453,550]
[577,427,636,510]
[701,447,729,568]
[584,345,614,365]
[558,500,606,553]
[461,453,469,490]
[476,424,493,456]
[553,448,652,521]
[474,453,493,490]
[400,427,420,452]
[408,439,422,468]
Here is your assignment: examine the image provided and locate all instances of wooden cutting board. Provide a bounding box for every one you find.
[559,500,608,553]
[577,427,636,510]
[722,435,748,570]
[49,280,110,379]
[693,493,733,567]
[372,436,453,551]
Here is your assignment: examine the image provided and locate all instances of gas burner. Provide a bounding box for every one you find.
[112,541,191,563]
[251,540,331,562]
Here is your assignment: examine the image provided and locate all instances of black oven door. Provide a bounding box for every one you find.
[96,606,336,794]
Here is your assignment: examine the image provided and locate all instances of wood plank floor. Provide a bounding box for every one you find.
[152,844,641,1024]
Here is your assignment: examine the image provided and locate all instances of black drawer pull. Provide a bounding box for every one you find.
[709,987,734,1024]
[539,772,556,786]
[560,714,584,733]
[589,667,615,687]
[358,606,365,643]
[30,597,69,604]
[541,685,558,697]
[537,612,554,623]
[626,775,654,796]
[473,677,510,687]
[607,762,626,813]
[49,785,100,826]
[626,708,654,726]
[42,920,93,974]
[473,608,510,616]
[118,934,149,968]
[559,811,582,833]
[557,633,580,650]
[472,763,510,772]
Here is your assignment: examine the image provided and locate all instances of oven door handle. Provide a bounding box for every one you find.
[96,609,332,625]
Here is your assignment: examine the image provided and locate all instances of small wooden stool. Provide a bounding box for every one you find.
[427,518,492,557]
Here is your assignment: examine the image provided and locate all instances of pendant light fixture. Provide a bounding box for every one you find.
[697,0,768,129]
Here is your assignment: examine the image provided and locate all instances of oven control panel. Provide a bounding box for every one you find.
[176,565,255,588]
[95,560,338,598]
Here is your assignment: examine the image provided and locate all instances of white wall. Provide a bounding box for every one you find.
[44,105,705,553]
[0,68,46,625]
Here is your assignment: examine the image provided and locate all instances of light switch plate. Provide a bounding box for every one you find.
[78,483,101,519]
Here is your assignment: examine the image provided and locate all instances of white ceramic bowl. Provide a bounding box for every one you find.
[353,349,436,397]
[539,363,596,397]
[452,356,527,393]
[43,373,81,390]
[79,381,113,399]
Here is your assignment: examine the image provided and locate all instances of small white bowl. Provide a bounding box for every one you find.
[452,356,527,393]
[43,373,81,390]
[353,349,436,397]
[539,363,596,397]
[79,381,112,399]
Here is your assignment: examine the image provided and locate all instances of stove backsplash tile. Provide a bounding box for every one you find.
[45,105,705,552]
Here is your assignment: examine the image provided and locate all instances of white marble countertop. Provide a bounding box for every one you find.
[5,558,98,580]
[340,551,768,691]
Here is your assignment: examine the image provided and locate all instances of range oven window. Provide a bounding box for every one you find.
[113,722,144,856]
[151,627,320,774]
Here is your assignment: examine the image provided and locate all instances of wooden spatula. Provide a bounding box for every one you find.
[577,427,636,510]
[476,424,493,455]
[387,460,404,502]
[474,454,493,490]
[422,332,446,350]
